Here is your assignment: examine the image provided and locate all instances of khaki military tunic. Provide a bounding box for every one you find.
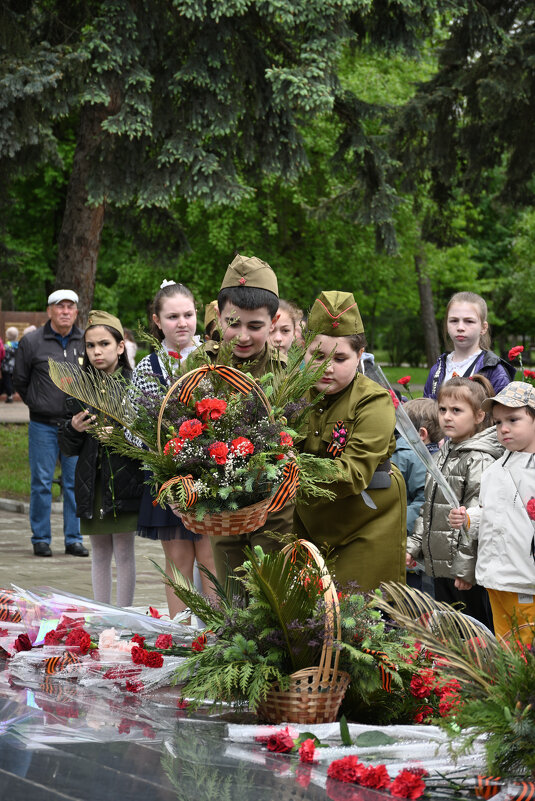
[294,373,407,591]
[203,341,294,582]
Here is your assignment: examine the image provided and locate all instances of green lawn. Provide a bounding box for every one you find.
[0,424,61,502]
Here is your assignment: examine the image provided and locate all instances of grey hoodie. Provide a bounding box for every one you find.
[407,426,503,584]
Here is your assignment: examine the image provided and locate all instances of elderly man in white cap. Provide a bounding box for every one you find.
[14,290,88,557]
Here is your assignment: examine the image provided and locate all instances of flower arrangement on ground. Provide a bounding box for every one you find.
[48,338,341,524]
[374,582,535,779]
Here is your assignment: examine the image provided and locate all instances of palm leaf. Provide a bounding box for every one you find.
[374,582,498,691]
[151,559,226,628]
[48,359,136,429]
[242,546,325,672]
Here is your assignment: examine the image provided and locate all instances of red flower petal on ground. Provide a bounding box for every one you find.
[508,345,524,361]
[155,634,173,650]
[230,436,255,457]
[390,769,426,799]
[178,419,205,440]
[397,376,411,386]
[195,398,227,421]
[12,633,32,652]
[298,738,316,763]
[208,441,229,465]
[327,756,362,783]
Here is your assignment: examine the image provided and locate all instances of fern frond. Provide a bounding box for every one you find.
[151,559,225,627]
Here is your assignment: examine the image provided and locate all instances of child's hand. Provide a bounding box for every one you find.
[449,506,467,529]
[71,410,96,433]
[406,552,418,568]
[454,577,472,591]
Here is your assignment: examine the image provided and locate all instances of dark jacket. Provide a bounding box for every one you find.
[13,321,85,424]
[423,349,516,399]
[58,369,143,520]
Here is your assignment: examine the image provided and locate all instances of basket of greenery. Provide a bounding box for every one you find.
[159,538,350,724]
[48,341,341,538]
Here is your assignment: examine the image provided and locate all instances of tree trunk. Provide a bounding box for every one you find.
[414,245,441,367]
[55,102,108,327]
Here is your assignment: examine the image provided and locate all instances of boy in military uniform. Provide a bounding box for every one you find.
[294,291,407,591]
[206,253,293,582]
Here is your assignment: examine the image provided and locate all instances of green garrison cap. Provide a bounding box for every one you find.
[220,253,278,297]
[482,381,535,412]
[308,291,364,336]
[204,300,218,331]
[86,310,124,339]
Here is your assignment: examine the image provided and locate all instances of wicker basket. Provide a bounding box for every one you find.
[256,540,351,724]
[156,365,276,537]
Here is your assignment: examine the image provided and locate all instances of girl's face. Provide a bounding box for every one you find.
[447,302,487,356]
[269,310,295,354]
[305,335,362,394]
[85,326,124,374]
[438,394,484,443]
[153,294,197,351]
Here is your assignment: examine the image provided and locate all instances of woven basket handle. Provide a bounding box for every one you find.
[281,539,341,685]
[156,363,273,453]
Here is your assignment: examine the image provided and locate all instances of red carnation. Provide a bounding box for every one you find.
[359,764,391,789]
[13,633,32,652]
[524,369,535,380]
[44,629,64,645]
[65,628,92,655]
[195,398,227,421]
[0,628,8,637]
[526,497,535,521]
[327,755,362,783]
[439,691,463,717]
[280,431,293,448]
[397,376,411,386]
[388,389,400,409]
[390,769,426,799]
[409,673,434,699]
[298,738,316,763]
[144,651,164,668]
[148,606,162,619]
[508,345,524,361]
[168,351,181,359]
[192,634,207,652]
[177,698,189,709]
[155,634,173,650]
[230,437,255,457]
[164,437,185,456]
[131,645,146,665]
[178,419,205,440]
[266,729,295,753]
[131,634,145,647]
[414,704,434,723]
[208,441,229,465]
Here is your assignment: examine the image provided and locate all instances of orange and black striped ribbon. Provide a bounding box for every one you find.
[177,364,256,406]
[326,421,346,458]
[153,474,197,508]
[267,460,300,512]
[0,591,22,622]
[44,651,82,675]
[475,778,535,801]
[361,647,397,692]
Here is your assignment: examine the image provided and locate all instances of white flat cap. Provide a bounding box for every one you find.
[47,289,79,305]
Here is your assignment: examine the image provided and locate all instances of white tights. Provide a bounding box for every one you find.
[89,532,136,607]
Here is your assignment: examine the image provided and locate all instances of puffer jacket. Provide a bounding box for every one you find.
[58,368,143,520]
[423,350,515,400]
[407,426,503,584]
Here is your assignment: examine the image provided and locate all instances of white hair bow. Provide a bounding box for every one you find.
[160,279,177,289]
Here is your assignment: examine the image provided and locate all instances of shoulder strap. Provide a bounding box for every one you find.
[149,351,166,385]
[462,353,483,378]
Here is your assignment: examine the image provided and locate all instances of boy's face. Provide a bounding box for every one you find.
[218,301,278,360]
[493,404,535,453]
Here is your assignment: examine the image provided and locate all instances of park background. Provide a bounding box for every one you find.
[1,1,534,500]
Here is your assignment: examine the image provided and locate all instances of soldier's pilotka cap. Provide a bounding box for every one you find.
[48,289,79,305]
[308,291,364,337]
[204,300,218,331]
[220,253,279,297]
[482,381,535,412]
[86,310,124,339]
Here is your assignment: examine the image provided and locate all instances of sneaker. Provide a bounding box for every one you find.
[33,542,52,557]
[65,542,89,557]
[5,397,13,404]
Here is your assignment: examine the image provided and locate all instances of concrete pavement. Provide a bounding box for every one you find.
[0,503,168,610]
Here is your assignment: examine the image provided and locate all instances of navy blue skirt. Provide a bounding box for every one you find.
[136,477,200,542]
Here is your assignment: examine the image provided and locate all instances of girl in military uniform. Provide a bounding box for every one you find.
[293,291,407,591]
